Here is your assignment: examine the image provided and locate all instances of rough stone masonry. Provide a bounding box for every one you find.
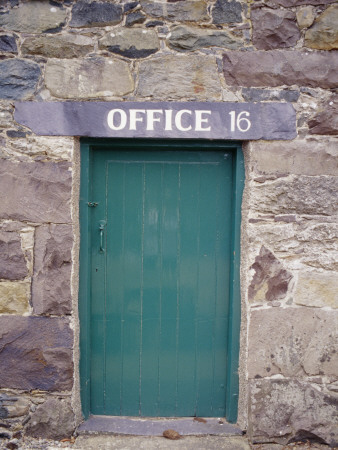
[0,0,337,448]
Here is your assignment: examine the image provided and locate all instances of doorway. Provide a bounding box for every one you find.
[79,139,243,423]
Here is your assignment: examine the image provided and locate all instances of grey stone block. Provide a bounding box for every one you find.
[0,59,41,100]
[212,0,243,24]
[99,28,159,58]
[126,11,146,27]
[0,393,29,419]
[70,1,122,28]
[248,308,338,378]
[241,88,299,102]
[249,379,338,447]
[0,2,67,33]
[250,138,338,176]
[26,397,75,440]
[251,175,338,216]
[249,221,338,272]
[0,35,17,53]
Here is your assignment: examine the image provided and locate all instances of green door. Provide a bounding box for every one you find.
[80,141,243,420]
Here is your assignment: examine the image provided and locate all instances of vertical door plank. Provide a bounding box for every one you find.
[105,161,125,415]
[176,162,200,416]
[195,163,219,417]
[158,163,180,416]
[120,162,144,415]
[140,163,162,416]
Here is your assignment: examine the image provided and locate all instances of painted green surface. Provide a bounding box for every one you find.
[79,139,243,422]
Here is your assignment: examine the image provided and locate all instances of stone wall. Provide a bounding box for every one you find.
[0,0,337,447]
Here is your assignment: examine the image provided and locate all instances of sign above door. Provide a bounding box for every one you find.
[14,101,296,140]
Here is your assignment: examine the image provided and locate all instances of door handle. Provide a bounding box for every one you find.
[99,220,106,253]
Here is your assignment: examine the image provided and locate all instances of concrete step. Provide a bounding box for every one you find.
[77,416,243,437]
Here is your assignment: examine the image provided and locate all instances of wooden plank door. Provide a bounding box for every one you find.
[89,148,233,417]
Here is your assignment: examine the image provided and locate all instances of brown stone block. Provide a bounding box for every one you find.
[251,175,338,216]
[249,379,338,447]
[251,9,300,50]
[296,6,315,30]
[0,231,28,280]
[167,25,244,51]
[295,271,338,309]
[250,138,338,177]
[32,224,73,315]
[0,159,72,223]
[21,34,94,59]
[45,58,133,99]
[305,4,338,50]
[223,50,338,89]
[141,0,209,22]
[0,281,30,314]
[136,55,222,100]
[248,308,338,378]
[309,96,338,135]
[0,316,73,391]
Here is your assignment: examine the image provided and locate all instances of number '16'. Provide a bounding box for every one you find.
[229,111,251,132]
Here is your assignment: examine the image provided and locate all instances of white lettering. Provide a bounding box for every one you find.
[229,110,251,132]
[165,110,173,131]
[175,109,192,132]
[195,110,211,131]
[146,109,163,131]
[107,109,127,130]
[107,107,214,133]
[130,109,146,130]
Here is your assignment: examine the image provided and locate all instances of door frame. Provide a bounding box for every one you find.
[79,138,244,423]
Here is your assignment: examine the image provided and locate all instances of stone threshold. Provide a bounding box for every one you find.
[77,416,243,437]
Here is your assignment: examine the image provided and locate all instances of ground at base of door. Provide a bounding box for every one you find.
[1,436,334,450]
[77,416,242,436]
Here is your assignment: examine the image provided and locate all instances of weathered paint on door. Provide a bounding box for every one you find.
[89,149,232,417]
[80,139,244,422]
